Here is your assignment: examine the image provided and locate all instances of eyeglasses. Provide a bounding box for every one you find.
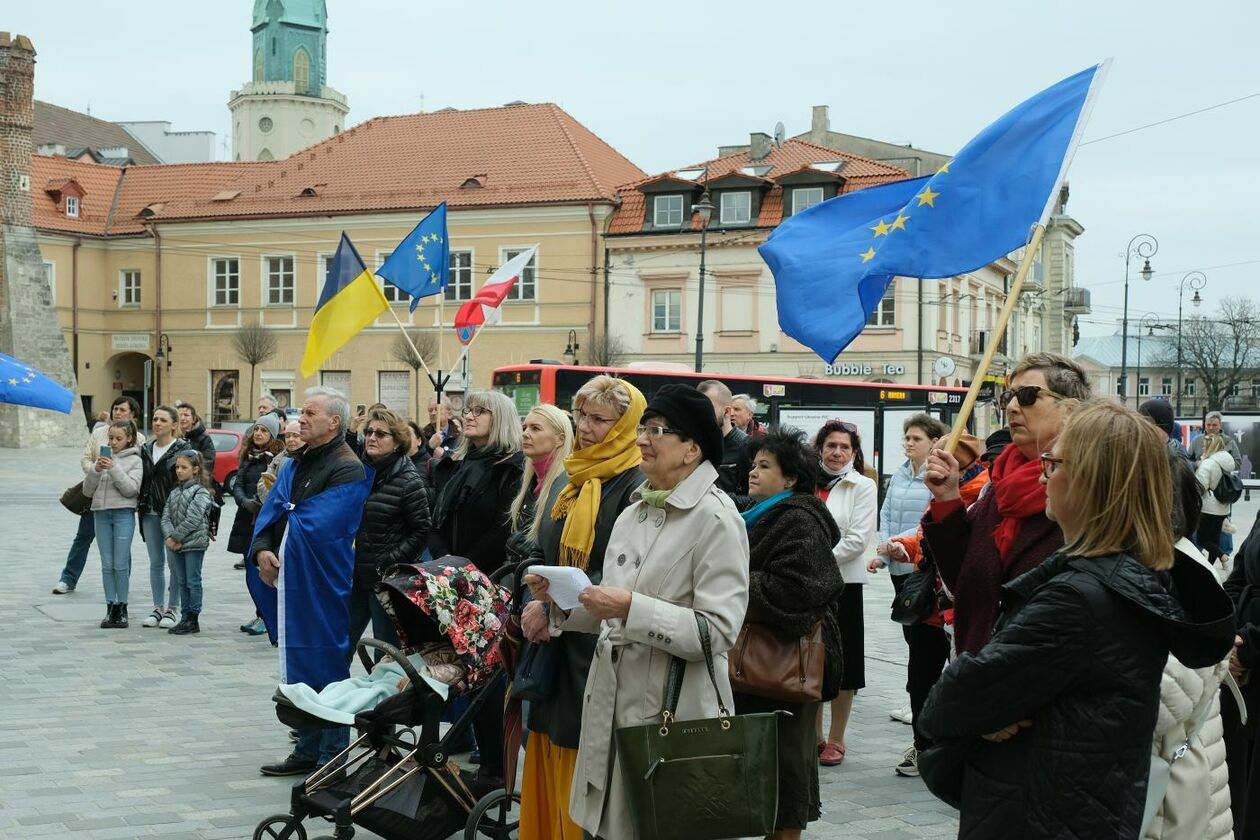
[1000,385,1068,408]
[636,424,684,440]
[284,431,302,438]
[1039,453,1065,479]
[364,428,393,439]
[576,408,616,426]
[462,406,490,418]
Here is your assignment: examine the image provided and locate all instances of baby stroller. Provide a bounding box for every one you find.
[253,559,520,840]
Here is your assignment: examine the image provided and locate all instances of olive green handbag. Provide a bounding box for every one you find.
[614,613,781,840]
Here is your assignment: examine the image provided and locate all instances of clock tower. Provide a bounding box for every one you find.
[228,0,349,161]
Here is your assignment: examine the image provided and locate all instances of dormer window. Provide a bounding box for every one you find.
[65,196,79,218]
[719,191,751,225]
[653,195,684,228]
[791,187,825,215]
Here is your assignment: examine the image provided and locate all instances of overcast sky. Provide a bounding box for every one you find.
[12,1,1259,338]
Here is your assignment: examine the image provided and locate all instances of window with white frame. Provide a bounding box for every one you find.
[265,256,294,305]
[792,187,824,215]
[445,249,473,301]
[318,254,334,301]
[1138,377,1150,397]
[375,252,408,304]
[212,258,240,306]
[866,283,895,327]
[719,191,751,225]
[1185,378,1197,396]
[42,261,55,305]
[652,289,681,333]
[65,196,79,218]
[1161,377,1173,396]
[1252,378,1260,400]
[504,248,537,301]
[653,195,684,228]
[120,270,141,306]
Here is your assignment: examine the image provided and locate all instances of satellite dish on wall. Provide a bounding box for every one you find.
[773,122,785,147]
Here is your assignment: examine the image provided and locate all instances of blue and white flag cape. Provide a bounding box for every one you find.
[245,458,373,692]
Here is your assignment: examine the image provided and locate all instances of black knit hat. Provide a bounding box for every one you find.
[1139,399,1175,438]
[643,384,723,467]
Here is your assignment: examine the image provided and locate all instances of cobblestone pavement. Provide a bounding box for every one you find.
[12,443,1156,839]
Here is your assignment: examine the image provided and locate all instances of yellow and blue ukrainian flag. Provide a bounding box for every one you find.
[300,233,390,377]
[761,63,1107,363]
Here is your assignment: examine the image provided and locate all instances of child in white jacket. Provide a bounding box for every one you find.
[82,420,144,629]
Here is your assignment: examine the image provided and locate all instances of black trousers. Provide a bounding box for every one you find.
[907,622,950,751]
[1198,512,1228,560]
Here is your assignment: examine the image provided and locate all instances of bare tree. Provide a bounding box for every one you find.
[391,329,438,419]
[586,332,628,368]
[232,322,278,417]
[1155,296,1260,411]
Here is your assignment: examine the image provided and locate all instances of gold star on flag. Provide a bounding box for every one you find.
[870,219,891,237]
[423,263,431,271]
[916,187,939,207]
[890,213,909,232]
[7,378,17,386]
[860,247,876,263]
[938,160,952,174]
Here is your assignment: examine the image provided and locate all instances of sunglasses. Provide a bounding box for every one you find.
[1039,453,1065,479]
[1000,385,1068,408]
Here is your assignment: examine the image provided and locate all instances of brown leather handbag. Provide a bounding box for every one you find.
[728,620,824,703]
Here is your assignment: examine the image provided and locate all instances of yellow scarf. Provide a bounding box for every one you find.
[550,381,647,568]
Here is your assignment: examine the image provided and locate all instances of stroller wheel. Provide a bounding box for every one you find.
[464,790,521,840]
[252,814,308,840]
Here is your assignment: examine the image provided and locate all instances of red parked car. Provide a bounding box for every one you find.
[207,428,243,493]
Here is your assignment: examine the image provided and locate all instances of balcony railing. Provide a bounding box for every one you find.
[1063,287,1091,314]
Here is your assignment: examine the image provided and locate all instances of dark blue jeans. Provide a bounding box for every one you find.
[59,512,95,588]
[294,726,349,766]
[347,576,400,659]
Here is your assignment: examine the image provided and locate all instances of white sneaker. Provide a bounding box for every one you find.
[158,610,178,629]
[895,746,920,777]
[51,581,71,594]
[890,704,914,725]
[142,609,163,628]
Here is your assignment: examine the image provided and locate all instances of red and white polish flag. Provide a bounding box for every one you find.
[453,246,538,345]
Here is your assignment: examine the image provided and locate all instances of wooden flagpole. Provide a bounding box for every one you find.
[385,304,434,379]
[943,223,1047,455]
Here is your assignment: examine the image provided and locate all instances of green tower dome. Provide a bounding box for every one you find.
[250,0,328,95]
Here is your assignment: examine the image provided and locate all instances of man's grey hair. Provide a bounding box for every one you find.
[303,386,350,431]
[258,392,278,409]
[1206,411,1224,423]
[732,394,757,412]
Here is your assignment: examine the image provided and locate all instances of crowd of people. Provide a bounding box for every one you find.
[52,352,1260,839]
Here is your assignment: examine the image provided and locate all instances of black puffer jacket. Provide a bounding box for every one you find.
[919,550,1235,840]
[227,450,275,554]
[138,438,192,515]
[183,423,218,477]
[355,452,430,586]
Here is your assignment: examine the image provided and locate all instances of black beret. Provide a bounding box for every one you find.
[643,384,723,468]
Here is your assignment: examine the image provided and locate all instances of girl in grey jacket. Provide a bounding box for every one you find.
[161,452,214,635]
[83,420,144,628]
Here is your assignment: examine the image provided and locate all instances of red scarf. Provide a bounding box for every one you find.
[989,445,1047,564]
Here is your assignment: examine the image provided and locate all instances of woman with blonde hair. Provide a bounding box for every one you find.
[918,401,1236,839]
[518,376,646,840]
[509,403,574,540]
[1195,434,1236,563]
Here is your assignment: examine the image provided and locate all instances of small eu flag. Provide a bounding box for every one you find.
[0,353,75,413]
[376,203,450,312]
[761,63,1107,363]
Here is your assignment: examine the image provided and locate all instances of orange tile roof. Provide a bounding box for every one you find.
[30,103,645,236]
[607,138,909,235]
[31,156,124,235]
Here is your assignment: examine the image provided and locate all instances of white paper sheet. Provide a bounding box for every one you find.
[531,565,593,611]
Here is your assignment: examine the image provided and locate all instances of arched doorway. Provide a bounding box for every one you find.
[105,351,154,422]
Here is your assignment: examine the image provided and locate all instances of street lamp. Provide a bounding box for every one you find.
[1119,234,1157,406]
[1175,271,1207,417]
[155,334,173,403]
[563,329,579,366]
[692,190,713,372]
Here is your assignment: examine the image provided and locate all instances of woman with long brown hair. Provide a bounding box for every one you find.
[918,401,1236,839]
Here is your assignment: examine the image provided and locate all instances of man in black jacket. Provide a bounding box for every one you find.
[698,379,752,502]
[256,387,366,777]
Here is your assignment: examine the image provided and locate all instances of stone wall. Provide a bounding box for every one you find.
[0,33,86,446]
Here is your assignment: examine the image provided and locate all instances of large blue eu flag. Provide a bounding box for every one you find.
[760,63,1107,363]
[376,203,450,311]
[0,353,75,413]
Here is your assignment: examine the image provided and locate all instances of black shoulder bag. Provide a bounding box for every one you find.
[614,613,781,840]
[891,556,938,625]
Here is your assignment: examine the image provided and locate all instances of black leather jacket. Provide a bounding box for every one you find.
[138,438,192,515]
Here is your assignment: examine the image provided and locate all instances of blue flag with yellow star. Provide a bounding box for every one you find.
[761,63,1106,363]
[0,353,74,413]
[376,203,450,312]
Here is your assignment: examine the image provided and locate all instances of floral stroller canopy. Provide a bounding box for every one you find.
[377,559,510,689]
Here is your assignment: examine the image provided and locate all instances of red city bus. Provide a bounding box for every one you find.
[491,362,976,483]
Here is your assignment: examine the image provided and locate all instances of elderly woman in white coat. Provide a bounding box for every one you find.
[526,384,749,840]
[814,420,878,766]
